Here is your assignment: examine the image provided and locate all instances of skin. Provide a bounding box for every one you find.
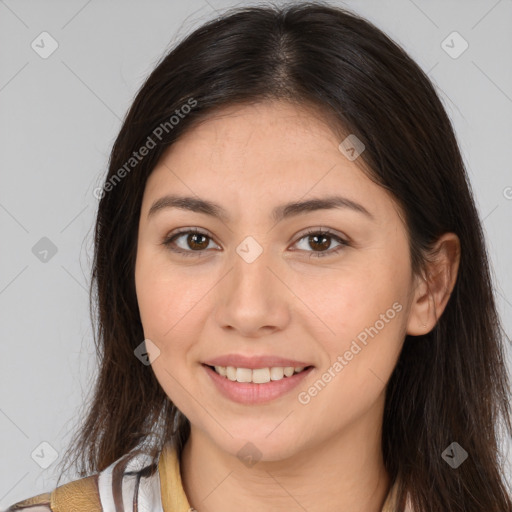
[134,100,460,512]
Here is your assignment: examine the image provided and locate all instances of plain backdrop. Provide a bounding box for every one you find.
[1,0,511,508]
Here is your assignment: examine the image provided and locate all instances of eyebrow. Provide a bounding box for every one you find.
[147,194,374,223]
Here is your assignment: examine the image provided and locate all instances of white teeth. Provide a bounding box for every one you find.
[211,365,308,383]
[270,367,284,380]
[283,367,295,377]
[236,368,252,383]
[214,366,227,377]
[252,368,270,384]
[226,366,237,381]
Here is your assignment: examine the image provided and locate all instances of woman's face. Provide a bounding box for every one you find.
[135,100,420,461]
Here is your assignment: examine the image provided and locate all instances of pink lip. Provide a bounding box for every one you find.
[203,364,314,404]
[203,354,313,369]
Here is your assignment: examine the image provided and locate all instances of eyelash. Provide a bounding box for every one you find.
[161,227,350,259]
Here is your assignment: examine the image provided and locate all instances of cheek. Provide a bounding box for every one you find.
[135,247,206,349]
[305,260,408,347]
[299,298,406,430]
[134,249,204,407]
[134,246,226,418]
[303,253,410,404]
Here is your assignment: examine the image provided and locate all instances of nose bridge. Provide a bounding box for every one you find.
[214,234,289,335]
[231,235,275,300]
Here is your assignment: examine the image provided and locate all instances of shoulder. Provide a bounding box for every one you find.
[4,490,53,511]
[5,450,160,512]
[5,474,100,512]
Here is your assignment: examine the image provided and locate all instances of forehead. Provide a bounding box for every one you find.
[142,101,401,225]
[173,100,346,164]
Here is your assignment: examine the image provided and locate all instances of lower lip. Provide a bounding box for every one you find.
[203,364,314,404]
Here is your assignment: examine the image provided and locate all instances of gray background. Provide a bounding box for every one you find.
[1,0,511,507]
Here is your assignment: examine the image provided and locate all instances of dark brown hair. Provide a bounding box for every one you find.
[57,2,512,510]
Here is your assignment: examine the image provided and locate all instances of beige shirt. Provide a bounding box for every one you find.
[6,442,406,511]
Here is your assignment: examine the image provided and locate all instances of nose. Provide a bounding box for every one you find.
[213,244,291,338]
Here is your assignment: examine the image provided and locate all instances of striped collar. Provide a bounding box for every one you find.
[48,442,403,512]
[159,443,191,511]
[87,442,191,512]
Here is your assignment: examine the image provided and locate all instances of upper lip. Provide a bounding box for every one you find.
[203,354,313,369]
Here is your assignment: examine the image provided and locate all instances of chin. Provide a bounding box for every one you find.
[201,420,310,464]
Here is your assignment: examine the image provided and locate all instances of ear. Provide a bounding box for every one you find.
[406,232,461,336]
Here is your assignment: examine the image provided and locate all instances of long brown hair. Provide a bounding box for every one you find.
[57,3,512,510]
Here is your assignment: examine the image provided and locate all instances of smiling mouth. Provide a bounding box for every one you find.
[203,364,313,384]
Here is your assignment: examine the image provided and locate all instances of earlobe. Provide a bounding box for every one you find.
[406,233,461,336]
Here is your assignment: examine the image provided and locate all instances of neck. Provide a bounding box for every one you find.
[180,402,390,512]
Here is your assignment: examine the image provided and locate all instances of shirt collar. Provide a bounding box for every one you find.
[158,442,403,512]
[159,442,192,511]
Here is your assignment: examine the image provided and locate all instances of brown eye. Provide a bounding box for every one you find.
[292,228,349,258]
[307,233,331,252]
[185,232,209,250]
[162,228,218,257]
[162,227,349,259]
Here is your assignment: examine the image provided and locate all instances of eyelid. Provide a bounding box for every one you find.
[161,226,350,257]
[291,226,350,246]
[161,227,219,256]
[287,227,350,257]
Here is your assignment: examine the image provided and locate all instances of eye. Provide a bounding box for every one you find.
[291,228,349,258]
[162,227,349,258]
[161,228,219,257]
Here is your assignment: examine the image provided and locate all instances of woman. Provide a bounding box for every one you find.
[7,2,512,511]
